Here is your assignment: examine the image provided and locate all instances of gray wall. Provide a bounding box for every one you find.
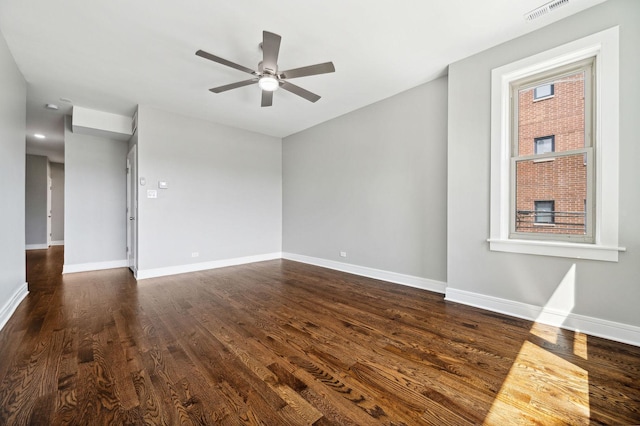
[50,162,64,243]
[136,106,282,271]
[0,28,26,309]
[283,77,448,281]
[447,0,640,327]
[64,117,128,266]
[25,154,48,246]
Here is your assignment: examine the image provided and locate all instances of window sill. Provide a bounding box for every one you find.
[487,238,625,262]
[533,157,556,163]
[533,95,554,102]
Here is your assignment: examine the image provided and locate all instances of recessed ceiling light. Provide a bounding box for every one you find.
[34,134,45,139]
[45,103,59,110]
[59,97,73,103]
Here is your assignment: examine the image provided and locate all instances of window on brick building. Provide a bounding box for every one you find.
[489,27,622,261]
[534,201,555,224]
[534,83,554,100]
[534,135,555,154]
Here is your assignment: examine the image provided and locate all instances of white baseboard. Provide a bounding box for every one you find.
[63,259,128,274]
[445,288,640,347]
[26,244,48,250]
[136,252,283,280]
[282,252,447,294]
[50,240,64,246]
[0,282,28,332]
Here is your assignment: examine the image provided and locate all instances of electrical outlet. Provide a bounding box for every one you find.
[339,251,347,258]
[191,252,199,258]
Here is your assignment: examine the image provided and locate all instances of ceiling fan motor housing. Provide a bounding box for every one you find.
[258,61,278,76]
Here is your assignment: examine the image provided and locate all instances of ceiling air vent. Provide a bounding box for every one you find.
[524,0,570,21]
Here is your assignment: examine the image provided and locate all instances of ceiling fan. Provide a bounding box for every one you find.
[196,31,335,107]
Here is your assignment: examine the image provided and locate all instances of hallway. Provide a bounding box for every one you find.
[26,246,64,292]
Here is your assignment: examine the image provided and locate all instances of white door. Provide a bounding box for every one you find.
[47,177,52,247]
[126,146,138,274]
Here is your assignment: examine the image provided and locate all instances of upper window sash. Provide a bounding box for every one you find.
[511,59,595,156]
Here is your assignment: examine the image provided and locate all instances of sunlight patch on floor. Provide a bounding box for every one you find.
[485,264,591,423]
[484,340,590,425]
[573,332,588,359]
[529,322,560,345]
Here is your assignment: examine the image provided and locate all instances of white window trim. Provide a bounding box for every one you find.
[489,26,625,262]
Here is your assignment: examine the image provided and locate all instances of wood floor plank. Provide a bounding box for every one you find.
[0,246,638,424]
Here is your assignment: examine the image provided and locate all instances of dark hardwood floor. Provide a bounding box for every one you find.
[0,246,638,424]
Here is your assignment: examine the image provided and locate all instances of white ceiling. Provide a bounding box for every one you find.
[0,0,606,163]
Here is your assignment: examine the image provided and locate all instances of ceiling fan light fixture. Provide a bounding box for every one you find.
[196,31,335,105]
[258,75,279,91]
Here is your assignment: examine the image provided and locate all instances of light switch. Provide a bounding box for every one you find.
[139,177,146,186]
[158,181,168,189]
[147,189,158,199]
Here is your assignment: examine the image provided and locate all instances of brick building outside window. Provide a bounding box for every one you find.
[514,71,588,235]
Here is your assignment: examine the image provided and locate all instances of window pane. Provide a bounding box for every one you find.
[534,201,554,223]
[518,72,585,156]
[515,154,587,235]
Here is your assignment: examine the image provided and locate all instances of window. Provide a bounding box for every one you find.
[534,135,555,154]
[489,27,622,262]
[534,201,554,224]
[534,83,554,100]
[512,60,593,242]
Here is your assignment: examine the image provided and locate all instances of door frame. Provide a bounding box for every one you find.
[126,145,138,274]
[47,176,52,247]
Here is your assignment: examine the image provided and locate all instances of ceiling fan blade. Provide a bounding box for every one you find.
[280,81,321,103]
[262,31,281,74]
[196,50,256,75]
[210,79,258,93]
[261,90,273,107]
[280,62,336,79]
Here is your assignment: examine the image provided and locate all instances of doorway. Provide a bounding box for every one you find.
[126,145,138,274]
[47,176,52,247]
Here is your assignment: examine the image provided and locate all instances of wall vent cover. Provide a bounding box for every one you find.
[525,0,570,21]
